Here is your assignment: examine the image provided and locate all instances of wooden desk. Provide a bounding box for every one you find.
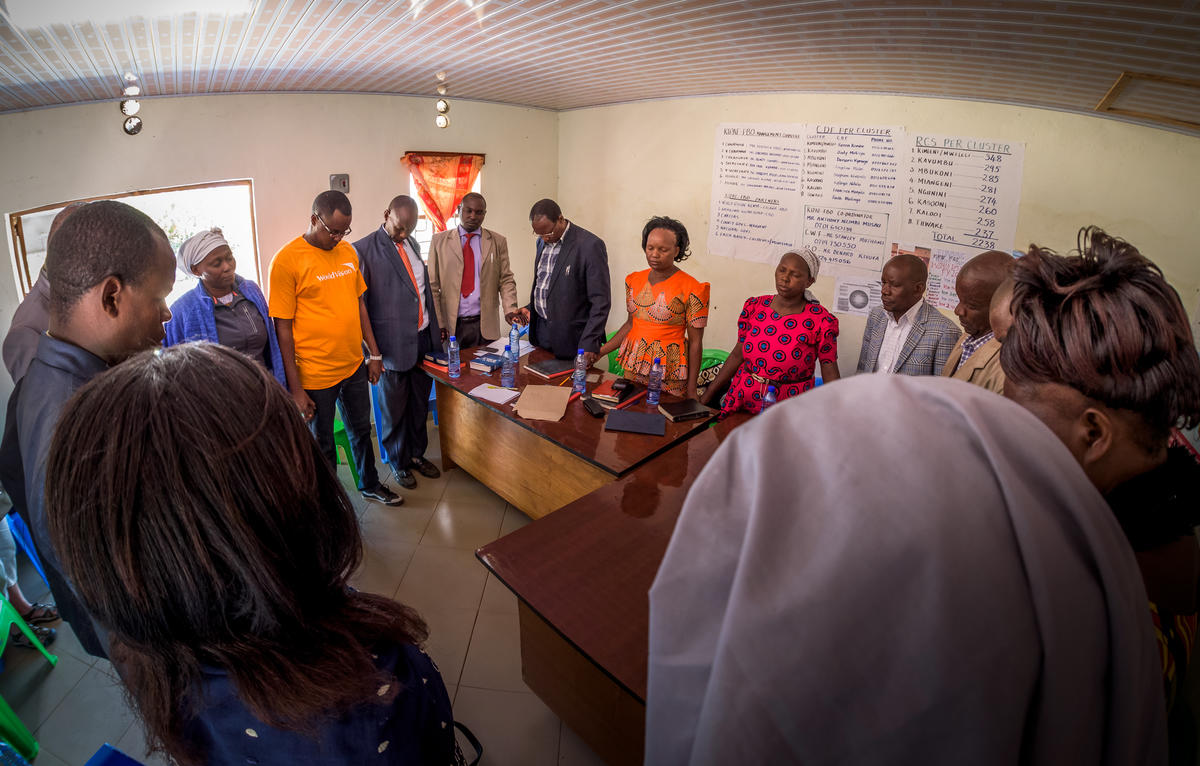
[476,414,749,765]
[425,348,713,519]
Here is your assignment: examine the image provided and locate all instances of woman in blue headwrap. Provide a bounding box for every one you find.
[164,228,287,386]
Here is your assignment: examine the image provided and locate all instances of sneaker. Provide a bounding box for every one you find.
[362,485,404,506]
[391,467,417,490]
[409,456,441,479]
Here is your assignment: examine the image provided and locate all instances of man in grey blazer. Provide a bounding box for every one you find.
[354,195,442,492]
[428,192,521,348]
[516,198,611,364]
[857,253,961,375]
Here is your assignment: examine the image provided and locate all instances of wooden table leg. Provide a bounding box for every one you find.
[518,603,645,765]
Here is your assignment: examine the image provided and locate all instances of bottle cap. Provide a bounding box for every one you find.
[449,335,457,341]
[653,357,661,364]
[577,348,585,354]
[504,345,511,351]
[767,385,776,393]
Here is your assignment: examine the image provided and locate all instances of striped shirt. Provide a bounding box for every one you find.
[533,222,570,317]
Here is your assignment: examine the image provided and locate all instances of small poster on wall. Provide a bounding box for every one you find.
[834,276,882,316]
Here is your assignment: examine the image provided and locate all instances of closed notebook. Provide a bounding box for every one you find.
[526,357,574,379]
[470,353,507,373]
[604,409,667,436]
[423,351,449,368]
[658,399,716,423]
[594,379,644,404]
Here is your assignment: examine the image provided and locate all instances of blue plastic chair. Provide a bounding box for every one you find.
[6,514,46,590]
[84,743,144,765]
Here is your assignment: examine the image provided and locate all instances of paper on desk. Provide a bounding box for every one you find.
[476,338,534,357]
[514,385,573,421]
[468,383,520,405]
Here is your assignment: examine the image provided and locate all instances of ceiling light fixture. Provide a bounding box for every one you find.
[124,84,141,97]
[435,99,450,114]
[436,84,448,96]
[120,99,140,116]
[123,116,143,135]
[435,114,450,129]
[7,0,253,27]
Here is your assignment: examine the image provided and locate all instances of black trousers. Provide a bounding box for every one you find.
[454,314,490,349]
[306,363,380,491]
[377,334,433,467]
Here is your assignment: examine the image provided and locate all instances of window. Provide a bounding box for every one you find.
[408,173,481,258]
[7,179,259,309]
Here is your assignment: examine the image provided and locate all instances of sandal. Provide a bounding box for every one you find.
[9,623,55,649]
[20,602,59,625]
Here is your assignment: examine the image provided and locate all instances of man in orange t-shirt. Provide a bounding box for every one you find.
[268,190,402,506]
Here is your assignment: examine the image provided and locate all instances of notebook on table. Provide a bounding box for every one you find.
[526,357,574,380]
[658,399,716,423]
[604,409,666,436]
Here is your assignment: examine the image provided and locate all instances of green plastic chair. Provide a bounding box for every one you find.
[332,411,360,488]
[606,330,624,376]
[0,596,58,760]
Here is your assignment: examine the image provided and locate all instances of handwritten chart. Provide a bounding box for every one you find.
[708,123,1025,310]
[899,133,1025,309]
[708,123,806,263]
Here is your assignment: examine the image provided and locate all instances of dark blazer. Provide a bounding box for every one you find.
[0,334,110,658]
[526,222,611,358]
[856,301,962,376]
[354,227,441,372]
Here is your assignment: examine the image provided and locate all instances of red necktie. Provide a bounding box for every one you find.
[461,232,476,298]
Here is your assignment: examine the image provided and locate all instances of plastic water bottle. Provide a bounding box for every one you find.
[448,335,461,379]
[501,345,515,387]
[762,385,778,410]
[573,348,587,394]
[509,324,521,364]
[646,357,663,406]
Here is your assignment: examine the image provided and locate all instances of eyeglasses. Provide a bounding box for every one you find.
[316,213,351,238]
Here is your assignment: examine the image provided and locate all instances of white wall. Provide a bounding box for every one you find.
[0,92,558,403]
[556,93,1200,375]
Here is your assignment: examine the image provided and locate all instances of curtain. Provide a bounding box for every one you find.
[401,152,485,233]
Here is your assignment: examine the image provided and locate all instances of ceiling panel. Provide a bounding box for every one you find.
[0,0,1195,134]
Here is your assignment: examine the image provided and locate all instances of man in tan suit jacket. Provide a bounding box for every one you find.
[940,250,1014,394]
[427,192,520,348]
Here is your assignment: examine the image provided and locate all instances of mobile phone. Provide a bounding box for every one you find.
[582,395,606,417]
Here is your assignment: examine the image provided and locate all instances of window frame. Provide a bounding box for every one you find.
[7,178,259,298]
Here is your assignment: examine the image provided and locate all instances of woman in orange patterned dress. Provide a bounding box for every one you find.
[599,217,709,399]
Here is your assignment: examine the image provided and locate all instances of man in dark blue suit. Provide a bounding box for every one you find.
[354,196,442,491]
[517,199,611,364]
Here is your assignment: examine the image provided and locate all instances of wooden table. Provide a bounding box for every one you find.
[425,348,714,519]
[476,414,749,765]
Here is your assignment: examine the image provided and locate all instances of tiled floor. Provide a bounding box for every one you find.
[0,422,607,765]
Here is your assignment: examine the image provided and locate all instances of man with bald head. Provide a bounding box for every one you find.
[940,250,1015,393]
[857,253,961,376]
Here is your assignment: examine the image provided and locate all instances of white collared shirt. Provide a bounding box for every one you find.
[402,239,430,331]
[876,300,924,373]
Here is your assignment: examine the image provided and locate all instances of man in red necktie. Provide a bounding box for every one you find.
[428,192,522,350]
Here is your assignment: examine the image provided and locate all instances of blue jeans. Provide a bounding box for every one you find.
[306,363,380,491]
